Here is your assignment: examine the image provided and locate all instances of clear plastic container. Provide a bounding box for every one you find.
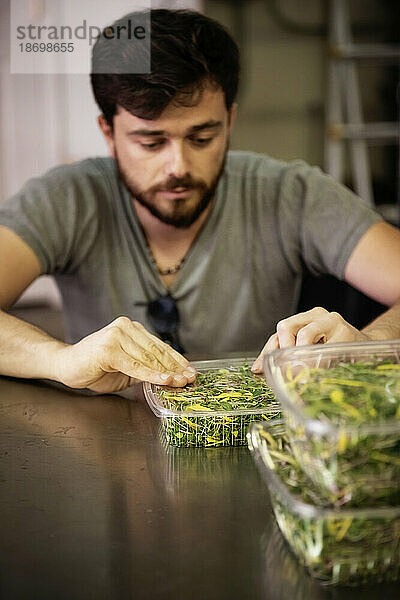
[248,419,400,585]
[263,341,400,503]
[143,357,281,447]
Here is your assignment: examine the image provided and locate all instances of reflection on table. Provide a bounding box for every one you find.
[0,376,399,600]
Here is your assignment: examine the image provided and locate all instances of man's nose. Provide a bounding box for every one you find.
[165,141,189,179]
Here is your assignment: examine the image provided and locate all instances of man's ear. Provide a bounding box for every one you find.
[97,115,115,158]
[227,103,237,131]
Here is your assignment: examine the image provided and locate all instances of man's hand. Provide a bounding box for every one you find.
[54,317,196,393]
[251,307,369,373]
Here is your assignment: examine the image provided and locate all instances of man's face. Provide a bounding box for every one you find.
[100,87,235,228]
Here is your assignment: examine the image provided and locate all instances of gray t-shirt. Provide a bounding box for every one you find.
[0,151,381,353]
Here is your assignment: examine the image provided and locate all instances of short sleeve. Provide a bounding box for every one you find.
[0,160,102,275]
[276,161,383,278]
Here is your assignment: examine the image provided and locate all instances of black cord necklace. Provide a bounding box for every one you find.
[156,256,186,276]
[144,236,187,276]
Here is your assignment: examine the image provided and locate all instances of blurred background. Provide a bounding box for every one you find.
[0,0,399,340]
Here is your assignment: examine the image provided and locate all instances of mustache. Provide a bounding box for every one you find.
[152,175,205,192]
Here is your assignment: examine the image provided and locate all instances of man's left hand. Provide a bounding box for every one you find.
[251,307,369,373]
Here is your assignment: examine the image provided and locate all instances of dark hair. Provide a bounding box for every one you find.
[91,9,240,124]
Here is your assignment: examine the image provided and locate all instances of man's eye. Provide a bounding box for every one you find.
[140,141,163,150]
[191,137,213,146]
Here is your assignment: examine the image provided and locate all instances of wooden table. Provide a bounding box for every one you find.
[0,375,399,599]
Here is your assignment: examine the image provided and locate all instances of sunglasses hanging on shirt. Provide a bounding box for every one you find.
[135,293,185,354]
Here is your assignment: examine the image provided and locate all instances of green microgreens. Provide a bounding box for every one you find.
[284,359,400,504]
[157,363,280,447]
[257,424,400,585]
[287,360,400,424]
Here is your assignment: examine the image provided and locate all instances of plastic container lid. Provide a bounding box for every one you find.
[143,357,281,418]
[263,340,400,436]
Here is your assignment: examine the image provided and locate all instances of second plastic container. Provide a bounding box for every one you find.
[263,341,400,504]
[248,420,400,585]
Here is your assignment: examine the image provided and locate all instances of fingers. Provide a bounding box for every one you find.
[274,308,364,348]
[252,333,279,373]
[294,319,333,346]
[251,310,330,373]
[275,307,329,346]
[100,317,196,386]
[252,308,365,375]
[108,349,191,387]
[132,323,190,371]
[294,312,361,346]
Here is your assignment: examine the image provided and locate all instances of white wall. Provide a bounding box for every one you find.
[0,0,201,306]
[0,0,202,198]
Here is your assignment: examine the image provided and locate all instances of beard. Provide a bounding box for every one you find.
[115,143,229,229]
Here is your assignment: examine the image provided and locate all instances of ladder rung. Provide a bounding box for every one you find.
[327,122,399,141]
[330,44,400,60]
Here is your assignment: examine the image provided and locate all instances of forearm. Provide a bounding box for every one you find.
[0,311,195,391]
[362,300,400,341]
[0,309,67,381]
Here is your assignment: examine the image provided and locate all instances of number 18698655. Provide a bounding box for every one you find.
[19,42,74,52]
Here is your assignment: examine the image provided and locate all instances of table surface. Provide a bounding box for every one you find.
[1,376,399,600]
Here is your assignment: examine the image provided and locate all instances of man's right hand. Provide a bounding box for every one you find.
[54,317,196,393]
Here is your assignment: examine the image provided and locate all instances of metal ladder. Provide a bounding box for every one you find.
[324,0,400,209]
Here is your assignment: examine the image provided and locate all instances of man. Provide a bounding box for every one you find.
[1,9,400,393]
